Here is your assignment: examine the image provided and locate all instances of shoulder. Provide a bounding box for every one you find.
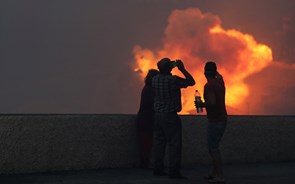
[207,80,225,92]
[205,81,218,92]
[172,75,185,81]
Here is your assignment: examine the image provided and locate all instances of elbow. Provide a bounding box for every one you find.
[189,80,196,86]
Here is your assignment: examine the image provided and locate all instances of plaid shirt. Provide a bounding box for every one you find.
[152,73,189,113]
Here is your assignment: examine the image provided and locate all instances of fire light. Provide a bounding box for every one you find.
[133,8,273,114]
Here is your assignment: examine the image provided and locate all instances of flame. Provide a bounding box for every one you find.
[133,8,273,114]
[209,25,273,108]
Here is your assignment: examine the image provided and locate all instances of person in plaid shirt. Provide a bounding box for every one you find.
[152,58,195,179]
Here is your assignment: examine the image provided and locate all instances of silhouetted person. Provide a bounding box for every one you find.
[195,61,227,183]
[152,58,195,179]
[136,69,159,168]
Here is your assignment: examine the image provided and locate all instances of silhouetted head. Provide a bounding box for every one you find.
[157,58,173,74]
[145,69,159,85]
[204,61,217,78]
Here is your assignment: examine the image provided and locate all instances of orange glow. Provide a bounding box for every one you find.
[133,8,273,114]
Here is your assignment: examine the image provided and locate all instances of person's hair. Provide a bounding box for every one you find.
[204,61,217,77]
[157,58,172,73]
[145,69,159,85]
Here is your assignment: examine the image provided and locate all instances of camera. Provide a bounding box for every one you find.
[171,61,178,67]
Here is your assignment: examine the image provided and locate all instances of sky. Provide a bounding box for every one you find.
[0,0,294,114]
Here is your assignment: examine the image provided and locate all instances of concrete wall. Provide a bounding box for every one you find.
[0,114,294,174]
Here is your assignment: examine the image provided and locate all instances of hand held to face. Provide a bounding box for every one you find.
[175,60,185,71]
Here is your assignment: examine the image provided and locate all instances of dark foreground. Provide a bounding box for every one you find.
[1,162,295,184]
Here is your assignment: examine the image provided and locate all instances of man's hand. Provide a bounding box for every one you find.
[194,100,203,108]
[176,60,185,71]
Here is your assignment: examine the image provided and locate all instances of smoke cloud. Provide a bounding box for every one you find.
[134,8,295,115]
[1,1,294,114]
[245,61,295,115]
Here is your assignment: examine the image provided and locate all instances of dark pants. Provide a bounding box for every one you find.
[138,130,153,167]
[153,112,182,176]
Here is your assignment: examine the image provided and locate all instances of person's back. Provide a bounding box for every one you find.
[136,69,159,168]
[137,84,155,129]
[204,77,227,122]
[137,69,159,128]
[152,73,182,113]
[151,58,195,179]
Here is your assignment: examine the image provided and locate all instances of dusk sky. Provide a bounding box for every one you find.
[1,0,295,114]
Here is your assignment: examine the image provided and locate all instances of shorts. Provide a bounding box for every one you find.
[207,121,227,152]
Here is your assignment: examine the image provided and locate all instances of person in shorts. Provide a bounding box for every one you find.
[195,61,227,183]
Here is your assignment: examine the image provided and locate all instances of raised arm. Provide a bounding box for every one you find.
[176,60,195,86]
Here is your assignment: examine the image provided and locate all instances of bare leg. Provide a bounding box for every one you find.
[209,150,224,179]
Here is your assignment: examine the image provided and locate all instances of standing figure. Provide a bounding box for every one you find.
[136,69,159,168]
[152,58,195,179]
[195,61,227,183]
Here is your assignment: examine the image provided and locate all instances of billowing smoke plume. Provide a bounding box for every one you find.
[133,8,274,114]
